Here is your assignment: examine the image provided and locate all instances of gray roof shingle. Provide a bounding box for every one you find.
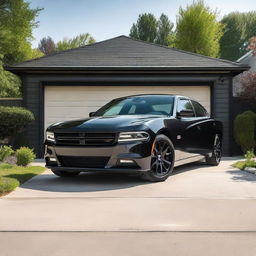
[6,35,249,72]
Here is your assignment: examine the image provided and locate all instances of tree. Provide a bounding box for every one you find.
[38,36,56,55]
[56,33,96,51]
[237,71,256,105]
[0,0,42,98]
[0,0,42,65]
[247,36,256,55]
[156,14,174,46]
[129,13,158,43]
[220,11,256,61]
[174,0,223,57]
[0,56,21,98]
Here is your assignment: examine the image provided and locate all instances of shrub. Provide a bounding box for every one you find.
[0,145,14,162]
[0,106,34,140]
[16,147,36,166]
[0,177,19,194]
[234,111,256,153]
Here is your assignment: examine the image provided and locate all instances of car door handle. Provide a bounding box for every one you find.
[197,126,201,131]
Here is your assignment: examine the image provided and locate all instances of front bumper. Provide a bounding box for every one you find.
[44,140,153,173]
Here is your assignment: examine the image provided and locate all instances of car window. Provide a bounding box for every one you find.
[177,99,195,117]
[191,100,208,117]
[94,95,175,116]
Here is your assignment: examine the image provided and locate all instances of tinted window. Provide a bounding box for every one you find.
[191,100,208,117]
[94,95,175,116]
[177,99,195,117]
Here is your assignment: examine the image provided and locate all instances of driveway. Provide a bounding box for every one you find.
[1,158,256,255]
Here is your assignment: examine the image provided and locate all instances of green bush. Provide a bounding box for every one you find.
[0,177,19,194]
[234,111,256,153]
[0,106,34,140]
[16,147,36,166]
[0,145,14,162]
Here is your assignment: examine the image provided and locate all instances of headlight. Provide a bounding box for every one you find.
[118,132,150,142]
[46,131,55,142]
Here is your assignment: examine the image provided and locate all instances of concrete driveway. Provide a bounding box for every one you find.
[1,158,256,255]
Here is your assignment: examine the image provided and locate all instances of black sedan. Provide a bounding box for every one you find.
[45,94,222,182]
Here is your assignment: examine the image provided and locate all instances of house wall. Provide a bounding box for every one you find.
[21,73,232,157]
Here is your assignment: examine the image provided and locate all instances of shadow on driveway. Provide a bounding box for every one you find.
[227,170,256,183]
[20,162,209,193]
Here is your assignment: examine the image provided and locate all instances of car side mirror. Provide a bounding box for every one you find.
[177,109,194,118]
[89,112,95,117]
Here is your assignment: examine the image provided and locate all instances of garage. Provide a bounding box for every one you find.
[44,85,210,129]
[6,35,248,156]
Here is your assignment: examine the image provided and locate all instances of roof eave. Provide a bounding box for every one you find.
[5,65,250,73]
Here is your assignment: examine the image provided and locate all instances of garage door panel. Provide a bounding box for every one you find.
[45,86,210,129]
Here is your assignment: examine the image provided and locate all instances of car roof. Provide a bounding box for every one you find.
[113,94,188,99]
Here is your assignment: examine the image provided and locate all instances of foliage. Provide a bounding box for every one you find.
[234,111,256,153]
[0,177,19,195]
[0,106,34,139]
[129,13,158,43]
[129,13,174,46]
[0,56,21,97]
[0,0,42,65]
[174,0,224,57]
[233,160,256,170]
[56,33,95,51]
[0,164,45,196]
[38,36,56,55]
[237,71,256,104]
[247,36,256,55]
[16,147,36,166]
[0,146,14,162]
[155,14,174,46]
[245,150,255,162]
[220,11,256,61]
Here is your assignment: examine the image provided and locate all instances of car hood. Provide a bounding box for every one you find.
[48,115,163,132]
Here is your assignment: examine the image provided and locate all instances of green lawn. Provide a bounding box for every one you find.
[0,163,45,196]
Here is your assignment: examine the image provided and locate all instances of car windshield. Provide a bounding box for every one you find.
[94,95,175,117]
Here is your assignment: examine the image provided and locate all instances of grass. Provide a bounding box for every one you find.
[0,163,45,196]
[232,160,256,170]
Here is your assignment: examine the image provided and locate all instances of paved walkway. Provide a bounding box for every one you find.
[1,158,256,255]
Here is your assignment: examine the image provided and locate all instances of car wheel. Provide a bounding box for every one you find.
[51,170,80,177]
[141,134,175,182]
[205,134,222,166]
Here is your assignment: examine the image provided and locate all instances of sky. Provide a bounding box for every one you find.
[29,0,256,48]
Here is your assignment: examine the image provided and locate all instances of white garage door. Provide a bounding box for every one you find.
[44,86,210,129]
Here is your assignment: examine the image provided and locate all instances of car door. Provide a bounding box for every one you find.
[191,100,215,153]
[174,98,203,160]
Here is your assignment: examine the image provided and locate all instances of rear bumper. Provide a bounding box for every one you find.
[44,141,152,172]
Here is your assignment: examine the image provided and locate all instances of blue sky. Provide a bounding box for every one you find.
[29,0,256,47]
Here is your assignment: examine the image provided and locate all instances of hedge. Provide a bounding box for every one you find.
[0,106,34,140]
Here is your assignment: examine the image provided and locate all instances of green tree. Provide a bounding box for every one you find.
[174,0,223,57]
[220,11,256,61]
[0,56,21,98]
[156,14,174,46]
[0,0,42,65]
[129,13,158,43]
[56,33,95,51]
[0,0,42,98]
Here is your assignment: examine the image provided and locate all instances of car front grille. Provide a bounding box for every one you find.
[58,156,110,168]
[55,132,116,146]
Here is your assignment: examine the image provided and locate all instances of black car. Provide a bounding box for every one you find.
[45,94,222,182]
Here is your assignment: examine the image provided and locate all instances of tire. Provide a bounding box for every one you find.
[205,134,222,166]
[51,170,80,177]
[141,134,175,182]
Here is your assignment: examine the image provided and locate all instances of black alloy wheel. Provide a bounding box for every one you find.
[205,134,222,166]
[141,134,174,182]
